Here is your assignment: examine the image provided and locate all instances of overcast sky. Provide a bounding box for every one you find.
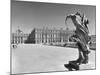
[11,0,96,35]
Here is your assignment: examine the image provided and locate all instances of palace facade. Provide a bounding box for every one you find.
[29,28,74,44]
[12,27,74,45]
[11,28,29,44]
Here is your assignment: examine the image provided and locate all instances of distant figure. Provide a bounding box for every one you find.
[12,44,17,49]
[65,12,91,65]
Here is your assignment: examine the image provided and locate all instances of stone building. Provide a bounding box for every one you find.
[89,35,96,49]
[25,27,74,45]
[11,28,29,44]
[11,27,74,45]
[90,35,96,44]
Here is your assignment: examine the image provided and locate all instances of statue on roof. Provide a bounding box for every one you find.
[16,26,23,34]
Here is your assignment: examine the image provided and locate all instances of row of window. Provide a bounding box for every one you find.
[35,34,69,39]
[35,29,62,33]
[12,40,24,44]
[36,39,68,43]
